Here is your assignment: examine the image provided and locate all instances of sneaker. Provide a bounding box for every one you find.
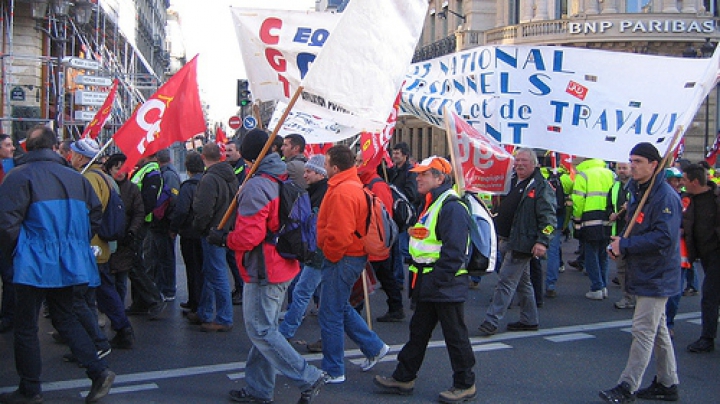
[201,322,233,332]
[97,348,112,359]
[0,390,44,404]
[110,327,134,349]
[682,287,699,296]
[478,321,497,336]
[614,297,636,309]
[232,290,243,305]
[586,290,604,300]
[599,381,636,404]
[506,322,539,332]
[85,369,115,403]
[229,388,273,403]
[377,311,405,322]
[602,288,608,298]
[545,289,557,298]
[325,374,345,384]
[148,301,167,320]
[373,375,414,395]
[687,337,715,353]
[438,384,477,403]
[636,377,679,401]
[297,373,326,404]
[306,339,323,353]
[361,343,390,371]
[558,264,565,273]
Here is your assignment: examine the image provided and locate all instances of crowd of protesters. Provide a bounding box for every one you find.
[1,125,719,404]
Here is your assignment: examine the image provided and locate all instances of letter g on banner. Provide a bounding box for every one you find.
[136,99,167,154]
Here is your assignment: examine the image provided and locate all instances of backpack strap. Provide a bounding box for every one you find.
[366,177,383,192]
[350,181,372,239]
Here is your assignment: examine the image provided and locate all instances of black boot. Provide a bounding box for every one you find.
[110,326,134,349]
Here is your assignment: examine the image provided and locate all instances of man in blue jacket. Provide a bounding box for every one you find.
[601,142,681,403]
[0,126,115,403]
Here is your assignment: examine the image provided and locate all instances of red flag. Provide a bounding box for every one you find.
[447,110,514,194]
[115,56,205,172]
[706,132,720,166]
[215,126,227,161]
[305,142,333,156]
[358,91,401,172]
[558,152,576,180]
[83,79,119,139]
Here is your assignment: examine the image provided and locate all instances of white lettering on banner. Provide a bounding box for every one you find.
[136,99,166,154]
[402,45,719,161]
[568,19,715,35]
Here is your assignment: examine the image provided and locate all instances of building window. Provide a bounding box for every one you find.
[509,0,520,25]
[555,0,568,18]
[626,0,653,13]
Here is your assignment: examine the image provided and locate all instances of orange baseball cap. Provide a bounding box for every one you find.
[410,156,452,174]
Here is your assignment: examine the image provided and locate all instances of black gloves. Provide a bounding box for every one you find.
[208,228,228,247]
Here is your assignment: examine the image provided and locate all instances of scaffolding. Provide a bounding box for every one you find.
[0,0,165,145]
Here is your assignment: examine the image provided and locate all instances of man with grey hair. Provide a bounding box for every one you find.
[478,148,557,336]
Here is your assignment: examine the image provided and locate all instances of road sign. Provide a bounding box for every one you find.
[243,116,257,130]
[228,115,242,130]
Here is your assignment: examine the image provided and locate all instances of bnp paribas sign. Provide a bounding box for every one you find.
[568,17,716,35]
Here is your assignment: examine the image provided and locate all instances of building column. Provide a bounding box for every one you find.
[521,0,534,22]
[584,0,600,14]
[602,0,619,13]
[681,0,698,13]
[662,0,680,12]
[536,0,550,20]
[569,0,583,16]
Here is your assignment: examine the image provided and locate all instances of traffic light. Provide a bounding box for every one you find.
[237,79,251,107]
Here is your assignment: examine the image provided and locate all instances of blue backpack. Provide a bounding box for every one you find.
[264,174,317,262]
[444,192,497,276]
[92,170,126,242]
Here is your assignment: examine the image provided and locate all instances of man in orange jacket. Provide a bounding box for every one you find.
[317,145,390,384]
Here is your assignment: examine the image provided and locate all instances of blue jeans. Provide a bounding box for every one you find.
[198,238,233,326]
[666,292,682,330]
[96,263,131,331]
[684,266,699,291]
[279,264,322,339]
[319,255,385,378]
[243,281,322,400]
[72,285,110,352]
[0,249,15,325]
[392,233,410,288]
[584,240,608,291]
[545,216,565,291]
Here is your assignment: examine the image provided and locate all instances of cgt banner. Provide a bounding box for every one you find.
[446,109,514,195]
[230,8,340,104]
[403,45,720,162]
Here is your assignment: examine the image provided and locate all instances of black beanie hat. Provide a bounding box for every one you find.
[241,129,269,161]
[629,142,661,163]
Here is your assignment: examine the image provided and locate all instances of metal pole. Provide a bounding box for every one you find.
[705,96,710,155]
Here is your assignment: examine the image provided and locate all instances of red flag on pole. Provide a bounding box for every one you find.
[706,131,720,166]
[83,79,119,139]
[216,126,227,161]
[305,142,333,156]
[115,56,205,172]
[558,152,576,180]
[358,91,401,171]
[673,137,685,162]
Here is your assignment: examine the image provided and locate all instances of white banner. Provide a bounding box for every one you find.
[267,101,358,143]
[230,8,340,104]
[298,0,427,133]
[402,45,720,161]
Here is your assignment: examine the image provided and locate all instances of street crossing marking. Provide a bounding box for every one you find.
[80,383,158,398]
[2,312,700,395]
[544,332,595,342]
[687,319,702,325]
[227,372,244,381]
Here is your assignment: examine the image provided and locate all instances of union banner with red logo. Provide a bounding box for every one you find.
[358,91,401,171]
[114,56,205,172]
[83,79,118,140]
[446,110,514,194]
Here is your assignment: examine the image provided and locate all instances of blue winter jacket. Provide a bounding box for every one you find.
[0,149,102,288]
[619,173,682,297]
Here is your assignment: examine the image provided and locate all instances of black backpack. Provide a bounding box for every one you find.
[368,178,417,232]
[546,172,566,215]
[92,170,126,241]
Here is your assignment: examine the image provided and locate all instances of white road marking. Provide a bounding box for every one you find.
[1,312,700,395]
[545,333,595,342]
[79,383,158,397]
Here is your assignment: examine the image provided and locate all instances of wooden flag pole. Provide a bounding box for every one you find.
[252,103,265,130]
[362,267,372,329]
[217,86,304,230]
[442,107,466,197]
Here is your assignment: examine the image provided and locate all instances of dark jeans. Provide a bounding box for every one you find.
[0,249,14,325]
[96,263,131,331]
[371,255,403,313]
[180,237,204,311]
[14,284,107,396]
[393,301,475,389]
[529,257,543,305]
[145,230,177,298]
[226,248,243,293]
[72,285,110,353]
[113,271,129,306]
[700,255,720,339]
[130,226,163,309]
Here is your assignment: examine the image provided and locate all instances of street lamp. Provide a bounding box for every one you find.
[50,0,72,18]
[73,0,95,26]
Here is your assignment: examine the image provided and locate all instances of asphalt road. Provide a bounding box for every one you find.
[1,239,719,403]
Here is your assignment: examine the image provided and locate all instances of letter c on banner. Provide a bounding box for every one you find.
[136,99,166,154]
[260,18,282,45]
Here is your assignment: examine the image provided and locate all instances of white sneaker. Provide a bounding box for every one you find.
[602,288,608,298]
[558,265,565,273]
[325,374,345,384]
[361,343,390,371]
[585,290,604,300]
